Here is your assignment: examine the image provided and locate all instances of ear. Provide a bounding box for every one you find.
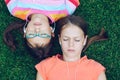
[83,35,88,46]
[50,26,55,33]
[51,32,55,37]
[58,35,61,45]
[50,26,55,37]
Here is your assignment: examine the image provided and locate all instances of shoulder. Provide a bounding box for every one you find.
[35,55,57,68]
[41,56,57,64]
[83,56,105,69]
[82,56,106,78]
[35,55,59,75]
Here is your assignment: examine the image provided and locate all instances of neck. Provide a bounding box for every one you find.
[63,55,81,62]
[30,14,49,22]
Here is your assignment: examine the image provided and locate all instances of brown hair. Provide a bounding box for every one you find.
[24,38,53,61]
[56,15,108,52]
[3,21,25,50]
[3,21,53,61]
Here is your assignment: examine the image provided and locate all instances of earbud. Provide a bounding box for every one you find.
[59,41,61,45]
[50,27,55,33]
[83,41,86,46]
[23,21,28,33]
[51,22,56,33]
[83,36,88,46]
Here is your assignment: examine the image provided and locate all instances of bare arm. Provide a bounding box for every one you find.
[98,71,107,80]
[36,72,43,80]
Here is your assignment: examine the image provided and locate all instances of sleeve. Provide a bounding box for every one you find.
[69,0,80,7]
[35,57,55,80]
[4,0,10,4]
[35,61,47,80]
[66,0,80,15]
[90,60,106,79]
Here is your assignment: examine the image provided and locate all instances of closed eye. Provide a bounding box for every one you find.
[41,33,48,36]
[63,39,68,41]
[27,33,35,36]
[75,40,80,42]
[40,33,51,38]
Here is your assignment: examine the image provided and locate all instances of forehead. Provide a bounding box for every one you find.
[60,24,84,37]
[27,37,50,48]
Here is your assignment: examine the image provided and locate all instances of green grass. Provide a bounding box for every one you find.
[0,0,120,80]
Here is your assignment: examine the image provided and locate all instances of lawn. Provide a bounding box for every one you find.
[0,0,120,80]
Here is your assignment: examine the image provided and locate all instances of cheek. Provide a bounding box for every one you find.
[27,21,32,26]
[61,45,68,53]
[75,43,84,50]
[60,41,68,48]
[26,23,33,30]
[61,43,67,48]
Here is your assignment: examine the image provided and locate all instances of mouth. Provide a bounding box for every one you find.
[67,49,75,52]
[34,22,42,26]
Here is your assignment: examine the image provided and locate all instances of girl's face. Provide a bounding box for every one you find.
[24,14,53,48]
[59,23,87,59]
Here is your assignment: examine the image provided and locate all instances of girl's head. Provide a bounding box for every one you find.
[24,14,54,48]
[23,14,55,60]
[3,14,55,60]
[56,15,88,58]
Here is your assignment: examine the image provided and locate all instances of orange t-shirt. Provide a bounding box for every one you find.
[35,54,105,80]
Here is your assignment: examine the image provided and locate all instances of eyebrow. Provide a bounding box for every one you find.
[63,36,82,38]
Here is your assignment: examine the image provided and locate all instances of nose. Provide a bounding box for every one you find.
[35,27,40,33]
[69,39,74,47]
[34,24,41,32]
[33,22,42,32]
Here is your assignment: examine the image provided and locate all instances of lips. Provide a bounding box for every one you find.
[34,22,42,26]
[67,49,75,52]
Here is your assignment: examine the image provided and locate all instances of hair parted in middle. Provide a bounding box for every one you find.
[56,15,108,52]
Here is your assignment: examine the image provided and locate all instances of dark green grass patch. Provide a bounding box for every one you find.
[0,0,120,80]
